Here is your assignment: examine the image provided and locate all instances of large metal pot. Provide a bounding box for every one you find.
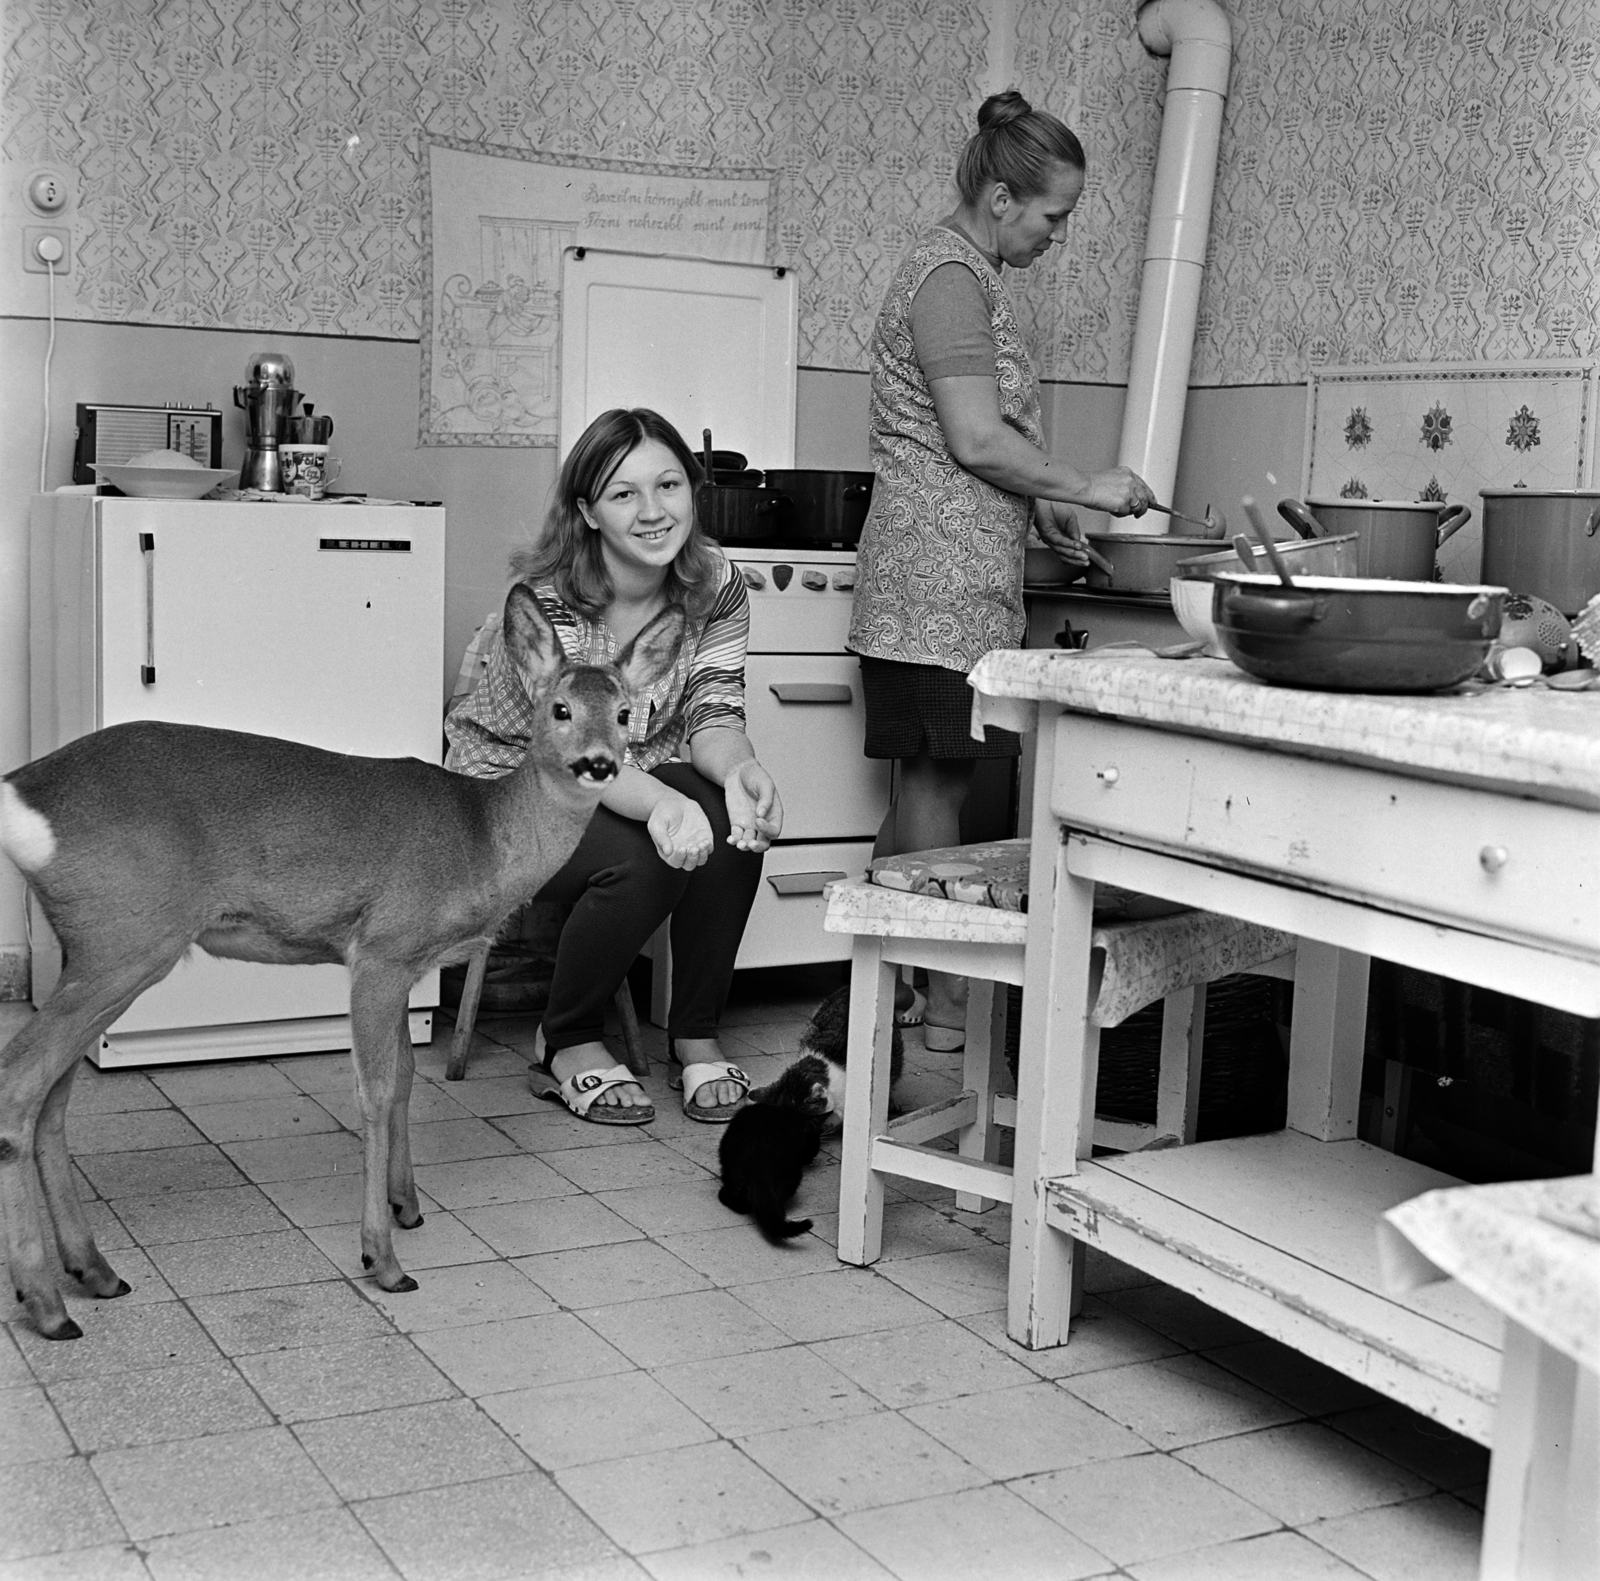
[695,483,792,545]
[1279,498,1472,580]
[1213,574,1505,693]
[1479,489,1600,616]
[760,469,874,547]
[1084,534,1222,593]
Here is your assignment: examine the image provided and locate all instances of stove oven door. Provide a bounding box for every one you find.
[743,654,888,841]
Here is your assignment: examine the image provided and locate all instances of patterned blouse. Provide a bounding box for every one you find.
[445,553,749,779]
[848,224,1044,673]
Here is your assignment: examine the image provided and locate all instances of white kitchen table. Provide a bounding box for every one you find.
[967,648,1600,1448]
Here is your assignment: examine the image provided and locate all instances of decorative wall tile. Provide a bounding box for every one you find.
[4,0,1596,388]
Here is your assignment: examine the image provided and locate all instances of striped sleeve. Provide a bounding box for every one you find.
[679,559,749,740]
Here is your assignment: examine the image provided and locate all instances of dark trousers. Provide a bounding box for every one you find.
[534,763,764,1051]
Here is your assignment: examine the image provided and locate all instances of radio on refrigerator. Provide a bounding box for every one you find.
[73,402,223,483]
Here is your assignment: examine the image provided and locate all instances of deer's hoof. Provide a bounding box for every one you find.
[392,1204,424,1229]
[40,1314,84,1342]
[388,1274,419,1294]
[109,1279,132,1298]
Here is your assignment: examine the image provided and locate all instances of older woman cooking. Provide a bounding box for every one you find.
[848,90,1155,1042]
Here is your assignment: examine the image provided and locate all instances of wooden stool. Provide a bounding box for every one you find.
[444,941,649,1082]
[826,876,1297,1264]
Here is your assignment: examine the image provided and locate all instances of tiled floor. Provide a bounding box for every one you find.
[1,971,1488,1581]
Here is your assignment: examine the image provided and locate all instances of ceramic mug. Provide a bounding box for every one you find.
[280,443,341,500]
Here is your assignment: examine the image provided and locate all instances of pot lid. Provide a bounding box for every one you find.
[1304,497,1452,511]
[1086,532,1221,545]
[1478,487,1600,499]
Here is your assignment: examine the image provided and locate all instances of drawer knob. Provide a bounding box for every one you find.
[1479,845,1509,873]
[1096,766,1120,785]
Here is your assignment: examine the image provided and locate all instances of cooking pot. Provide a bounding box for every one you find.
[1175,532,1360,580]
[1212,574,1505,693]
[1084,534,1223,593]
[695,483,792,545]
[1479,489,1600,616]
[760,468,874,547]
[1278,498,1472,580]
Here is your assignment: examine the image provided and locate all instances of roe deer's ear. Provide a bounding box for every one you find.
[615,606,686,694]
[502,584,566,688]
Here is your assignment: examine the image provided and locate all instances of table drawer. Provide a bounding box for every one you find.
[1048,716,1598,956]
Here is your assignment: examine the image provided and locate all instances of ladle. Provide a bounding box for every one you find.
[1242,497,1296,588]
[1149,501,1224,536]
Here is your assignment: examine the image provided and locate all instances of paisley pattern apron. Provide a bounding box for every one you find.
[847,225,1043,673]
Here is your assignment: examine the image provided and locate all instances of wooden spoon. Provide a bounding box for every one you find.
[1242,497,1296,588]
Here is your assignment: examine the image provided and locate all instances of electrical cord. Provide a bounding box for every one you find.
[39,256,58,492]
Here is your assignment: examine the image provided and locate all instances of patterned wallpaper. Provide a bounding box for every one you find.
[5,0,1596,387]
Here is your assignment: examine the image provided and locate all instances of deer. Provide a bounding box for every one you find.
[0,584,684,1340]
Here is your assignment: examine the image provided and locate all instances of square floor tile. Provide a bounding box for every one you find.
[107,1184,291,1246]
[0,1459,125,1562]
[0,1330,33,1389]
[1013,1452,1278,1566]
[274,1053,358,1094]
[303,1209,498,1276]
[729,1268,937,1343]
[1324,1401,1490,1492]
[837,1483,1110,1581]
[67,1067,168,1115]
[653,1344,875,1438]
[457,1194,644,1258]
[182,1095,343,1146]
[1178,1421,1432,1524]
[739,1409,987,1517]
[414,1309,633,1396]
[905,1380,1146,1478]
[1201,1337,1384,1417]
[875,1242,1009,1317]
[221,1131,363,1185]
[75,1144,245,1200]
[431,1073,548,1117]
[658,1225,838,1288]
[0,1542,149,1581]
[68,1110,207,1156]
[151,1063,302,1105]
[641,1518,893,1581]
[256,1173,421,1230]
[13,1300,221,1385]
[810,1319,1035,1409]
[580,1287,792,1369]
[354,1470,619,1581]
[141,1505,396,1581]
[413,1152,576,1210]
[1104,1284,1264,1351]
[294,1397,528,1500]
[558,1439,809,1555]
[1061,1352,1302,1451]
[49,1358,272,1452]
[955,1296,1183,1379]
[235,1334,456,1423]
[514,1240,713,1310]
[1127,1529,1368,1579]
[546,1141,711,1194]
[596,1180,754,1238]
[144,1227,340,1297]
[1303,1493,1482,1581]
[403,1116,523,1167]
[0,1382,75,1464]
[310,1082,473,1131]
[480,1368,715,1470]
[493,1111,655,1154]
[363,1259,557,1334]
[189,1280,394,1357]
[92,1424,339,1540]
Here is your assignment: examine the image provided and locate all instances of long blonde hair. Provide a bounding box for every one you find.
[513,408,721,621]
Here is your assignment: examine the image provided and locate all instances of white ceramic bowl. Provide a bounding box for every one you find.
[1170,575,1224,654]
[95,464,236,500]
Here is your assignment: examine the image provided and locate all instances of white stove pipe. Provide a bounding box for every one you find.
[1115,0,1233,530]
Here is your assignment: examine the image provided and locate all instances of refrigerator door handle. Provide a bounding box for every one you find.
[140,532,155,685]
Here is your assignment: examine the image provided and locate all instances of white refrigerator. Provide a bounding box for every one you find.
[28,494,447,1067]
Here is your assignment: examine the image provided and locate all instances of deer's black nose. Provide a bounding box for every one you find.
[571,755,619,784]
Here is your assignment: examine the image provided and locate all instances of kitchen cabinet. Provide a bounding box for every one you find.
[28,493,446,1066]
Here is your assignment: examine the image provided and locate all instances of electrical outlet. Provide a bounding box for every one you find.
[23,225,71,274]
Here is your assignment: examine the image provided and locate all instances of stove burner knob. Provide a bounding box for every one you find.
[831,570,857,591]
[740,565,767,590]
[771,564,793,590]
[801,569,828,590]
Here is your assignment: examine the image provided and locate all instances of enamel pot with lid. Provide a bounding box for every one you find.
[759,469,874,547]
[1278,498,1472,581]
[1083,534,1223,593]
[1478,490,1600,616]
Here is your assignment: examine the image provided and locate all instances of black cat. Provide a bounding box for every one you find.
[717,1056,831,1241]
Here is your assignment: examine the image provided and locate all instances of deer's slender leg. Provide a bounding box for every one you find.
[348,965,416,1293]
[387,1000,422,1229]
[35,1052,125,1299]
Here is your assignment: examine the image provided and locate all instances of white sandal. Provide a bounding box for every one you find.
[667,1053,751,1123]
[538,1062,655,1126]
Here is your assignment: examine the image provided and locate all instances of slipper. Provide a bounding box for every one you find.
[894,988,926,1028]
[667,1056,751,1123]
[922,1021,966,1053]
[536,1062,655,1126]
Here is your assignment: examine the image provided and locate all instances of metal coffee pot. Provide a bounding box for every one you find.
[288,405,334,446]
[233,350,302,492]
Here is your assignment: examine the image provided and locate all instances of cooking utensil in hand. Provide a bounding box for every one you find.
[1080,540,1116,576]
[1231,534,1260,572]
[1148,501,1224,537]
[1243,498,1296,587]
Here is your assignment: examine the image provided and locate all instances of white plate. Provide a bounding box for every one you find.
[95,464,236,499]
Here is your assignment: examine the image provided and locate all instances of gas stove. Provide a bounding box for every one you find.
[726,545,858,654]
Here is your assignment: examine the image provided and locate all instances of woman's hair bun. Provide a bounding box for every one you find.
[978,90,1032,131]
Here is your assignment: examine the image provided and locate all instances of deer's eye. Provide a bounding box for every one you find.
[553,702,572,721]
[617,707,631,727]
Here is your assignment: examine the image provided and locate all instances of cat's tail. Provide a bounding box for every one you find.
[748,1182,812,1243]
